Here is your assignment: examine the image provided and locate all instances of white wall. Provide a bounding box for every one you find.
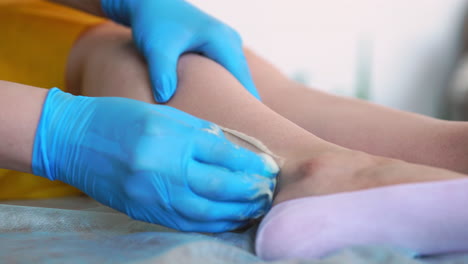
[189,0,468,117]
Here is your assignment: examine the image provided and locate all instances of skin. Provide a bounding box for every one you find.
[67,23,467,205]
[0,82,47,173]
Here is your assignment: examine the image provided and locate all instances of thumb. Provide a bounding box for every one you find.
[145,51,180,103]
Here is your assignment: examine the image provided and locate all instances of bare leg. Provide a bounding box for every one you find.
[67,23,468,174]
[244,50,468,174]
[67,23,466,205]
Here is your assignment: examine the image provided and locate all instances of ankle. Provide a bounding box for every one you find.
[437,121,468,174]
[273,150,391,205]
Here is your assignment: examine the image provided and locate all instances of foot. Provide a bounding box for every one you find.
[257,177,468,260]
[274,149,465,205]
[257,150,468,260]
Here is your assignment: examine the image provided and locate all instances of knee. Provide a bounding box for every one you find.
[68,22,246,103]
[69,23,153,97]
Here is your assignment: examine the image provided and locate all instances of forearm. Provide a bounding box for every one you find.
[0,81,48,173]
[47,0,105,17]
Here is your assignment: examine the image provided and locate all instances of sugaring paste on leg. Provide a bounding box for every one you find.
[221,126,281,202]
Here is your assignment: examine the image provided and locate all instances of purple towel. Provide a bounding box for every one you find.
[256,178,468,260]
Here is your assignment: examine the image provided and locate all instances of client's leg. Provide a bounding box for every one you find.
[244,50,468,174]
[68,25,468,175]
[66,23,466,205]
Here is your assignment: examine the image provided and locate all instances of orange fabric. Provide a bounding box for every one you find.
[0,0,104,199]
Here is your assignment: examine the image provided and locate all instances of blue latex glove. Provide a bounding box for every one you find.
[101,0,260,103]
[33,89,277,232]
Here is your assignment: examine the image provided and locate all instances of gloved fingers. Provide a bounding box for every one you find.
[148,107,227,143]
[152,105,217,131]
[187,160,275,202]
[196,38,261,100]
[193,133,278,177]
[172,196,270,222]
[145,49,180,103]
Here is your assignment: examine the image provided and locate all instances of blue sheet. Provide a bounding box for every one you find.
[0,198,465,263]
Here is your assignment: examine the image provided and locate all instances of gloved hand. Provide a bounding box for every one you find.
[100,0,260,103]
[33,88,277,232]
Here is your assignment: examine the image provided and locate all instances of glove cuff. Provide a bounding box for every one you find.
[32,88,95,181]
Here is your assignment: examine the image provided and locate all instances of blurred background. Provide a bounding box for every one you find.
[190,0,468,119]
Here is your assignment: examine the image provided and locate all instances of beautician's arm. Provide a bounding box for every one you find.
[0,80,275,232]
[0,81,46,173]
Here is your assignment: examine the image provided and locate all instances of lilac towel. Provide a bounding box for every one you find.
[256,178,468,261]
